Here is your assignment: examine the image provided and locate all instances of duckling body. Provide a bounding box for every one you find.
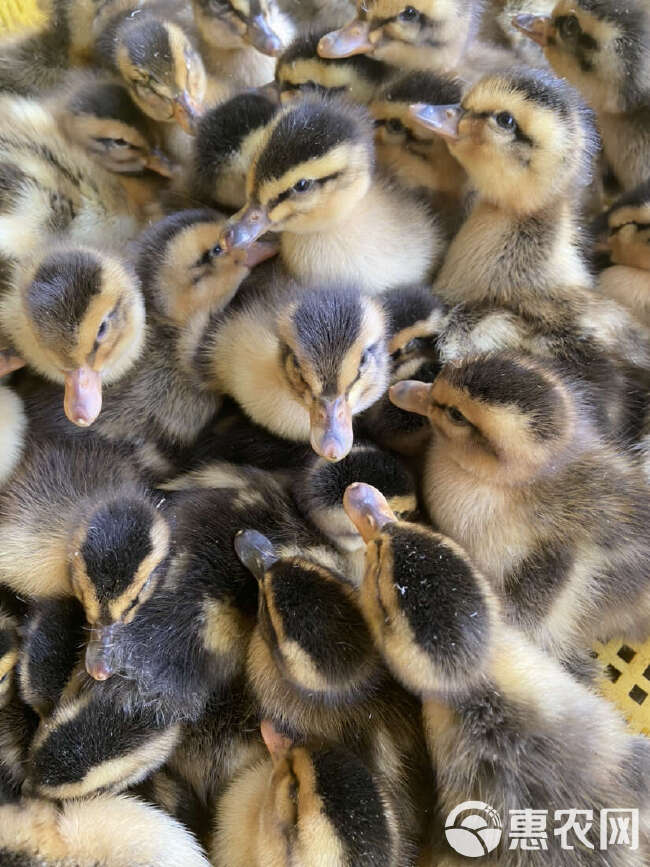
[391,355,650,671]
[0,794,210,866]
[220,96,442,294]
[344,483,650,867]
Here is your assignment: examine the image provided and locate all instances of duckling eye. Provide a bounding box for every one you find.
[495,111,517,132]
[558,14,580,39]
[113,138,130,148]
[399,6,419,21]
[96,316,110,343]
[445,405,468,425]
[293,179,313,194]
[386,118,404,134]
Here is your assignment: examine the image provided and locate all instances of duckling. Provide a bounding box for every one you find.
[235,529,433,857]
[292,441,418,585]
[0,436,166,600]
[596,179,650,327]
[317,0,514,82]
[411,66,597,302]
[389,353,650,673]
[52,71,174,178]
[192,274,390,461]
[369,70,467,228]
[344,482,650,867]
[191,0,295,93]
[0,608,39,801]
[514,0,650,190]
[212,722,403,867]
[0,793,210,865]
[276,28,396,105]
[219,96,442,294]
[0,385,26,487]
[187,91,278,211]
[93,0,207,134]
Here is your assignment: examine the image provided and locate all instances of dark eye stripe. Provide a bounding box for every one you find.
[268,172,342,211]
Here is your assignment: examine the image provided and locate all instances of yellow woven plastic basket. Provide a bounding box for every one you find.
[0,0,45,33]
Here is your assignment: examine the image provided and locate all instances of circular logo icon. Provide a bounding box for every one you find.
[445,801,503,858]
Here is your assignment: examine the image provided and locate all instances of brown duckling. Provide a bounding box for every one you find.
[219,96,442,294]
[187,91,279,211]
[390,353,650,674]
[191,0,295,93]
[212,722,404,867]
[93,0,207,134]
[0,793,210,865]
[345,482,650,867]
[514,0,650,190]
[192,274,390,461]
[369,69,467,229]
[276,28,396,105]
[596,179,650,327]
[411,66,598,302]
[235,529,433,857]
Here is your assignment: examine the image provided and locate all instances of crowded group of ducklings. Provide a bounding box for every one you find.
[0,0,648,863]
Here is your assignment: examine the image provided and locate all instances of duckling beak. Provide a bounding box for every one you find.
[143,148,174,178]
[85,624,120,681]
[221,204,272,250]
[310,396,353,462]
[247,14,283,56]
[234,529,278,581]
[64,366,102,427]
[173,92,203,135]
[239,239,279,268]
[512,14,553,47]
[409,103,461,141]
[343,483,397,543]
[389,380,432,417]
[318,20,373,58]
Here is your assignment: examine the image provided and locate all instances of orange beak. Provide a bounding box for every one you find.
[310,395,353,462]
[64,366,102,427]
[512,14,553,47]
[318,19,374,58]
[410,103,462,141]
[389,380,432,417]
[343,483,397,543]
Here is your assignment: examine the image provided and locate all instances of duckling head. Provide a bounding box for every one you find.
[514,0,650,114]
[389,354,581,485]
[410,66,598,214]
[192,91,278,211]
[59,78,172,176]
[277,288,388,462]
[236,530,378,701]
[294,443,417,554]
[220,96,374,248]
[111,15,206,133]
[135,209,277,326]
[192,0,291,56]
[0,612,18,708]
[276,29,394,105]
[602,179,650,271]
[343,482,495,696]
[370,69,465,195]
[259,721,400,867]
[16,248,145,427]
[69,496,171,682]
[317,0,482,70]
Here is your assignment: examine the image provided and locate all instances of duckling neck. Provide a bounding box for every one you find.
[434,197,592,306]
[281,179,438,295]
